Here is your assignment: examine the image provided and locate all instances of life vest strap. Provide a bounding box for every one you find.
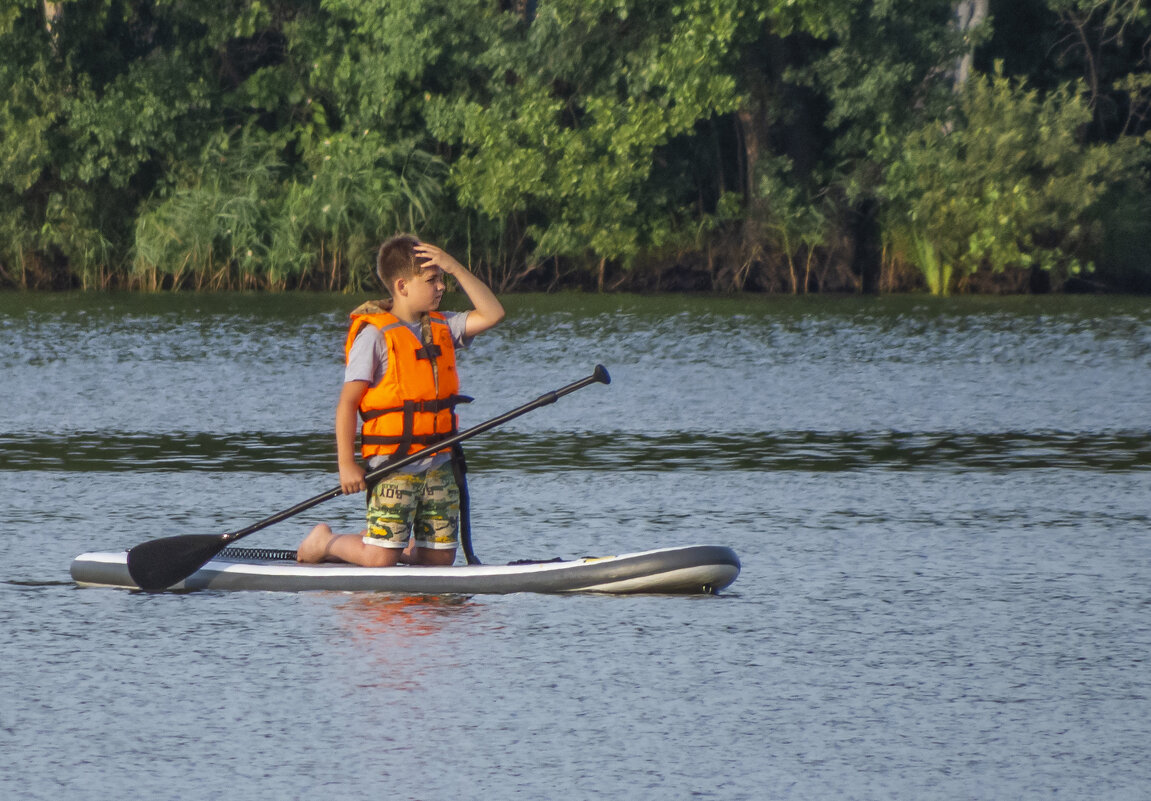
[361,425,459,460]
[359,394,472,423]
[360,432,456,446]
[360,395,472,456]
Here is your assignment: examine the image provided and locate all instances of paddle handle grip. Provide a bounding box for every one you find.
[222,365,611,543]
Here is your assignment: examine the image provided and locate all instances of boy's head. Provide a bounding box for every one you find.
[376,234,423,295]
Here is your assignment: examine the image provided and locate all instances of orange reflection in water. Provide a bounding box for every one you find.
[334,593,478,639]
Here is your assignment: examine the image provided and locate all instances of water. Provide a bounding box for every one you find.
[2,292,1150,800]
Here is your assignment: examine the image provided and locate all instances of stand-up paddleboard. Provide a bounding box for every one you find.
[72,544,740,595]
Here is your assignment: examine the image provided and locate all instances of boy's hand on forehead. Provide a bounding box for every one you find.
[414,242,464,275]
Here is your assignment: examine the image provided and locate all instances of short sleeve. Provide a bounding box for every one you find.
[344,325,387,385]
[445,310,472,349]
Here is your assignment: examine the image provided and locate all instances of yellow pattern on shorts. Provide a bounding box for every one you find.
[365,463,460,549]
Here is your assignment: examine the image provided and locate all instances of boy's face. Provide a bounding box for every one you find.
[402,266,446,311]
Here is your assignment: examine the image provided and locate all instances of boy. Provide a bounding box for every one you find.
[297,235,505,566]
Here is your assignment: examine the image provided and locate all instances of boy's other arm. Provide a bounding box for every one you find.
[336,380,370,494]
[416,243,505,336]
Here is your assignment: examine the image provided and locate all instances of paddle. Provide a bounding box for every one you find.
[127,365,611,591]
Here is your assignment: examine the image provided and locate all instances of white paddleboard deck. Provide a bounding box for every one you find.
[71,544,740,595]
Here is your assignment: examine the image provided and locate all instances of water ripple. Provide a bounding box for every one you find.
[4,430,1150,473]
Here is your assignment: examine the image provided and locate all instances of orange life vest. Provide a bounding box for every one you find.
[345,307,469,459]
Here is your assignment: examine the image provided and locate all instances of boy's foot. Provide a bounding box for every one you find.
[297,524,335,563]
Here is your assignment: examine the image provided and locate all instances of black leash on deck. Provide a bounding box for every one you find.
[452,443,480,565]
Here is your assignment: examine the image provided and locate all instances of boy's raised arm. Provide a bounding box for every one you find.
[415,243,505,336]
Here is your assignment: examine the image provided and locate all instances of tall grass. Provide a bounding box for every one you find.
[132,128,445,291]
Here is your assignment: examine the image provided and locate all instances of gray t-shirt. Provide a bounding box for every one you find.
[347,311,471,471]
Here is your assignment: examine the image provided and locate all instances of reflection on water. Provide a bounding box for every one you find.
[335,593,477,640]
[6,429,1151,472]
[330,594,480,689]
[0,431,335,472]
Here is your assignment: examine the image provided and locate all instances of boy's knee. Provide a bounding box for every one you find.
[419,548,456,567]
[359,544,402,567]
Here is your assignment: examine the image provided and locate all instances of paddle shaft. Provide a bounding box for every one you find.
[127,365,610,590]
[218,364,612,546]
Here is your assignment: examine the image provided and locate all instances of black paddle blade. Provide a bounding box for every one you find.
[126,534,229,591]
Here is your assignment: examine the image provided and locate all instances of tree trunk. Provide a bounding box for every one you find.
[43,1,62,52]
[953,0,990,90]
[735,42,777,252]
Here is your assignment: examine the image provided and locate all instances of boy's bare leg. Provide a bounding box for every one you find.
[298,524,400,566]
[297,524,455,566]
[409,547,456,566]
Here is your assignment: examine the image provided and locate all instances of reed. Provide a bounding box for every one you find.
[130,129,445,291]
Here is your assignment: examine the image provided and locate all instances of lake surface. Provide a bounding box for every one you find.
[2,291,1150,800]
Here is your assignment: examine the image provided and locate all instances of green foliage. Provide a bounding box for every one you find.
[280,131,445,290]
[0,0,1149,293]
[133,126,445,290]
[757,155,832,293]
[881,64,1147,294]
[63,55,215,188]
[790,0,959,198]
[427,0,741,272]
[743,0,862,39]
[133,130,284,289]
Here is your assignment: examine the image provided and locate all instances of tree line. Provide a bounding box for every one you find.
[1,0,1149,294]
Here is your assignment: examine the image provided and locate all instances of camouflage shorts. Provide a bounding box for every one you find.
[364,463,459,550]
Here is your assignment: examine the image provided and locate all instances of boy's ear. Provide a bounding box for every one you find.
[392,276,407,296]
